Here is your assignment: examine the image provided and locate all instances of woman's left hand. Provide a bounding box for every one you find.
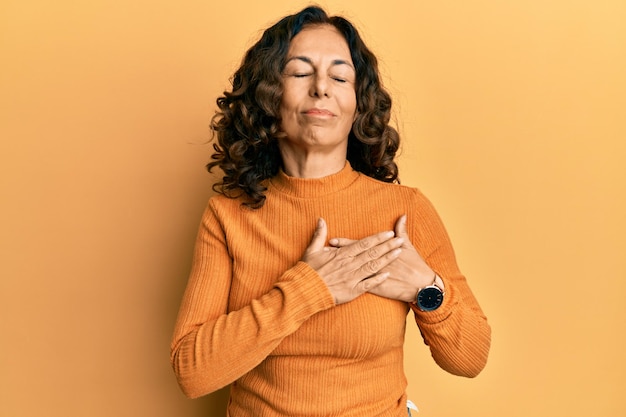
[329,215,436,303]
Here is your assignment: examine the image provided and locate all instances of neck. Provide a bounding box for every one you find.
[279,146,348,179]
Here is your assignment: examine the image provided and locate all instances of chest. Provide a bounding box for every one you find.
[220,196,411,358]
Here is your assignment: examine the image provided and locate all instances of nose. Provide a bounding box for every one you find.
[309,74,330,98]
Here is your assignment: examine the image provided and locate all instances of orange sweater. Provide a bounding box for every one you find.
[171,163,490,417]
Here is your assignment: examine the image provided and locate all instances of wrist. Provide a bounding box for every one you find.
[412,273,445,311]
[432,273,445,292]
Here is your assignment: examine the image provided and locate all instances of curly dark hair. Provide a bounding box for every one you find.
[207,6,400,208]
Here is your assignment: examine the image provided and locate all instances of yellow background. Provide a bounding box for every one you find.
[1,0,624,416]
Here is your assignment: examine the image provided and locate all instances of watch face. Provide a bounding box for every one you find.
[417,286,444,311]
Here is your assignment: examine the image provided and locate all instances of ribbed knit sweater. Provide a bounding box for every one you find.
[171,163,491,417]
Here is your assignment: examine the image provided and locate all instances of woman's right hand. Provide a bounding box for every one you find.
[301,218,404,305]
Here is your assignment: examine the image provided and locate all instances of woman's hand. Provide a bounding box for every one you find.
[302,218,404,305]
[329,215,437,303]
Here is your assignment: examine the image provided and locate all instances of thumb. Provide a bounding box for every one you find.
[395,214,409,239]
[306,218,328,254]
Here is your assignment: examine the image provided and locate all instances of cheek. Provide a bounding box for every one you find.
[278,97,291,123]
[342,86,357,110]
[341,93,357,120]
[279,89,298,117]
[278,95,298,133]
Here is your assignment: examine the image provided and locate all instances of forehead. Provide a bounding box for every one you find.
[287,25,352,62]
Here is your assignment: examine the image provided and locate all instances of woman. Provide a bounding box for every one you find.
[171,6,490,417]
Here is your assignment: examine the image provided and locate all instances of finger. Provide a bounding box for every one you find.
[357,246,402,276]
[328,237,356,247]
[358,272,390,292]
[395,214,409,239]
[304,218,328,255]
[340,230,395,257]
[362,236,404,261]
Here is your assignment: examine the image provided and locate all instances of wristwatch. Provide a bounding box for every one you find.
[415,274,445,311]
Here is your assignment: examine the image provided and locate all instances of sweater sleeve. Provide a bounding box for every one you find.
[408,190,491,378]
[170,200,336,398]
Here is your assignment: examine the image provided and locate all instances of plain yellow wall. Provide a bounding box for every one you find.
[1,1,624,416]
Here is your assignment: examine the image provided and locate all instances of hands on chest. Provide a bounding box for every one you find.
[301,214,439,305]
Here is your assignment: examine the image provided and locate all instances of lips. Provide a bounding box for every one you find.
[304,108,335,117]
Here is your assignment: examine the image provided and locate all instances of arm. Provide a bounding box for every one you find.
[169,201,335,398]
[408,190,491,378]
[329,190,491,377]
[170,203,403,398]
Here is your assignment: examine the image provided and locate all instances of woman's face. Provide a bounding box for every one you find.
[279,25,357,158]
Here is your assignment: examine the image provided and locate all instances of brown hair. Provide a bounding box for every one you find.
[208,6,400,208]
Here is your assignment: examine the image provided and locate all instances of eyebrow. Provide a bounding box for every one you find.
[285,56,355,70]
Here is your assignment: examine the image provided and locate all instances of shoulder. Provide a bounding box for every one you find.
[201,193,251,222]
[356,174,435,208]
[207,192,243,208]
[356,175,447,236]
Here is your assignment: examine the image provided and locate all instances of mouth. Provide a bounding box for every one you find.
[304,108,335,117]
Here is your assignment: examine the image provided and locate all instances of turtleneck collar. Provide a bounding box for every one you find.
[269,161,360,199]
